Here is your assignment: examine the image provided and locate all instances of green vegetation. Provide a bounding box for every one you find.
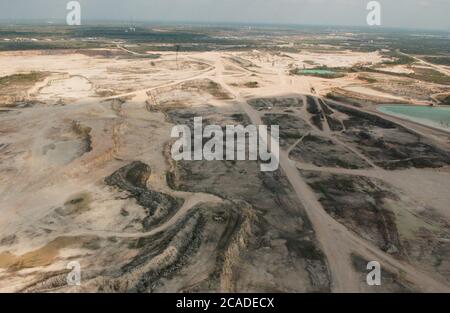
[0,41,111,51]
[437,94,450,105]
[423,56,450,66]
[0,72,48,107]
[205,80,232,100]
[381,51,415,66]
[243,81,259,88]
[290,67,346,79]
[360,64,450,86]
[0,72,46,87]
[1,24,448,59]
[357,74,377,84]
[0,25,258,53]
[0,72,47,91]
[410,67,450,85]
[117,53,161,60]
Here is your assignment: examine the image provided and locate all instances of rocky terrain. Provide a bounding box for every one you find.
[1,26,450,293]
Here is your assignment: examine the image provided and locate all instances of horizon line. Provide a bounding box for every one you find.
[0,18,449,34]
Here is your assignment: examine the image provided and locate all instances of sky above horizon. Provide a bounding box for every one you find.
[0,0,449,31]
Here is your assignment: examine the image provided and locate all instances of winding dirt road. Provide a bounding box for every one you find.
[212,55,450,292]
[12,51,449,292]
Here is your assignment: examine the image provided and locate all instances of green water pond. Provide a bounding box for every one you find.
[378,105,450,130]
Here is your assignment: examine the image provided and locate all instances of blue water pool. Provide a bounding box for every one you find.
[378,105,450,131]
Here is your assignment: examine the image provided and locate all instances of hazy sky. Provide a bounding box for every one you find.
[0,0,449,30]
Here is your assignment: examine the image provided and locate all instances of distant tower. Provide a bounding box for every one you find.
[126,16,136,32]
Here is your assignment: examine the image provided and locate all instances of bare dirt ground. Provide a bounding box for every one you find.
[0,46,449,292]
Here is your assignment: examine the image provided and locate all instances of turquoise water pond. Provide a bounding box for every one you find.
[300,69,336,75]
[378,105,450,131]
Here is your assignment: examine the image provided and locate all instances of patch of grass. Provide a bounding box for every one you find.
[0,72,47,87]
[436,94,450,105]
[205,80,232,100]
[357,74,377,84]
[0,72,49,106]
[359,65,450,86]
[243,81,259,88]
[0,40,111,51]
[117,53,161,60]
[423,56,450,66]
[381,51,415,66]
[410,67,450,85]
[303,60,317,65]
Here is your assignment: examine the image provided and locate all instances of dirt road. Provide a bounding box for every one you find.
[212,55,450,292]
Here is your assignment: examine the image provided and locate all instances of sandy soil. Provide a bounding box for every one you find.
[343,86,408,102]
[1,47,449,293]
